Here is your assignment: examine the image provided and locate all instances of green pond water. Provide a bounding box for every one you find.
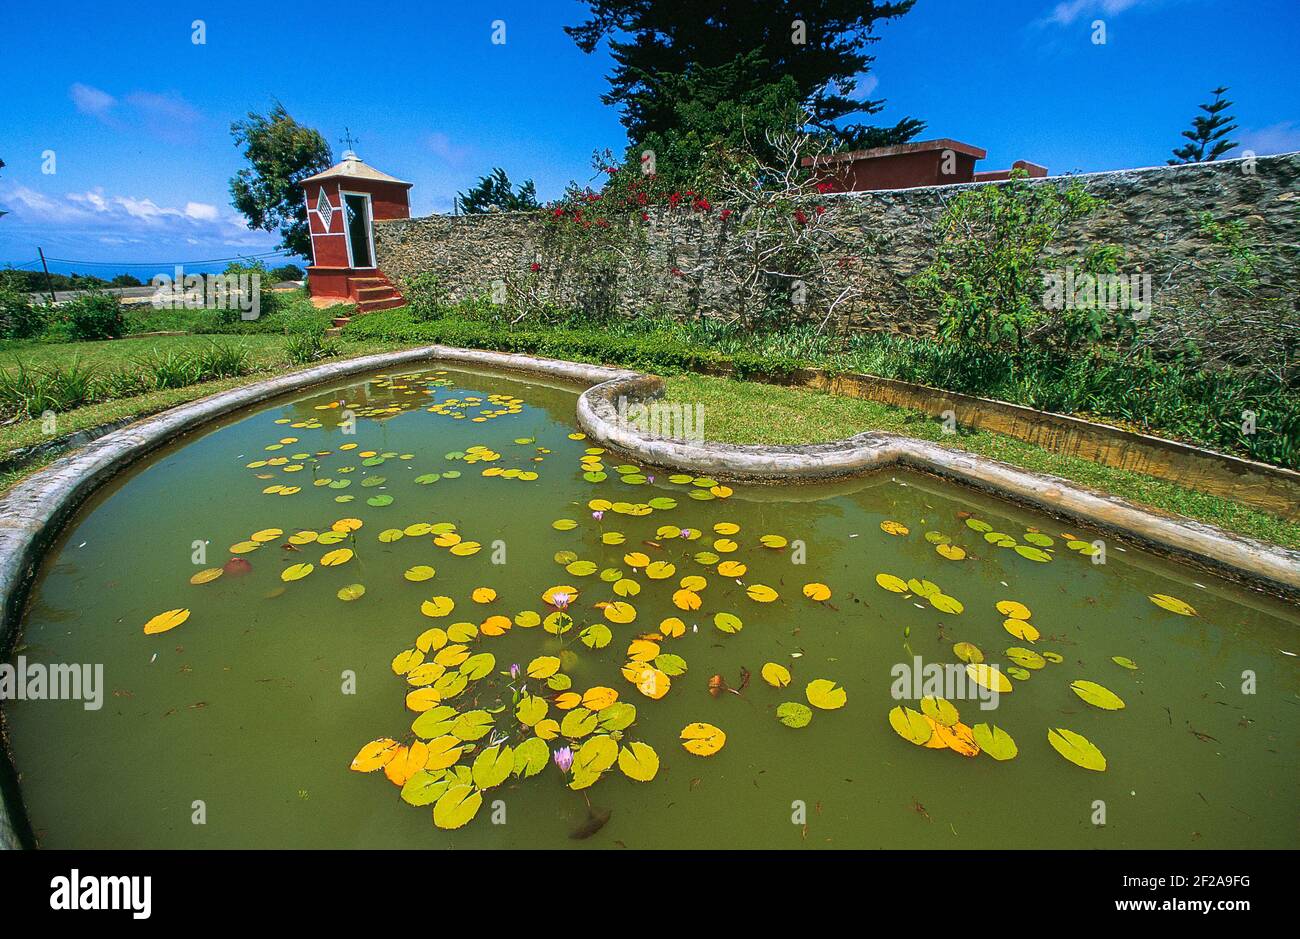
[4,365,1297,849]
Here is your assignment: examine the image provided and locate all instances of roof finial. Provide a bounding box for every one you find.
[340,127,360,161]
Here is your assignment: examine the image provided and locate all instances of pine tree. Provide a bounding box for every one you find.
[1169,87,1239,164]
[565,1,923,151]
[456,168,539,214]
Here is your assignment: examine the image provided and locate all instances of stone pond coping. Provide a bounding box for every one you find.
[1,344,1297,849]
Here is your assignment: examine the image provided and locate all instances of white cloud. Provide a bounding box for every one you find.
[0,183,275,250]
[68,84,203,142]
[1233,121,1300,157]
[427,132,470,165]
[1042,0,1148,26]
[70,82,116,118]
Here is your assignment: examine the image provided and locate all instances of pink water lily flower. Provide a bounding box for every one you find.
[551,592,572,611]
[553,746,574,773]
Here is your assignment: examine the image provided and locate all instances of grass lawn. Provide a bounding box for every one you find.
[662,373,1300,550]
[0,335,405,456]
[3,332,1296,550]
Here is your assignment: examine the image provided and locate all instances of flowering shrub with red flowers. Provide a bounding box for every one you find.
[517,122,862,329]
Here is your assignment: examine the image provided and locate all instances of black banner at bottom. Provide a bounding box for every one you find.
[0,849,1287,923]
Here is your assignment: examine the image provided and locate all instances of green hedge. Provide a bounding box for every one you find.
[341,309,802,381]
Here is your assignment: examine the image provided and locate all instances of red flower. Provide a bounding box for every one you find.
[794,208,808,225]
[815,205,826,215]
[596,218,609,227]
[552,208,565,218]
[640,212,650,221]
[529,262,541,272]
[669,266,683,277]
[719,209,733,221]
[668,192,681,208]
[815,181,833,194]
[692,197,712,212]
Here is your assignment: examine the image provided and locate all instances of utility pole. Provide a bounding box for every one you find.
[37,247,56,304]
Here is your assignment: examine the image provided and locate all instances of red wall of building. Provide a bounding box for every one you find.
[303,177,411,298]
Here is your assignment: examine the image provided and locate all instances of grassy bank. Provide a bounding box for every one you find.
[661,373,1300,550]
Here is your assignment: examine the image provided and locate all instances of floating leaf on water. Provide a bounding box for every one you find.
[966,663,1013,693]
[1111,655,1139,670]
[552,519,578,531]
[280,559,313,582]
[527,655,561,679]
[1047,727,1107,771]
[1148,593,1197,616]
[189,568,223,585]
[1070,680,1126,710]
[404,565,436,582]
[350,738,400,772]
[337,583,366,602]
[806,678,847,710]
[400,770,450,806]
[411,707,458,740]
[908,578,941,598]
[576,735,619,775]
[421,596,455,618]
[512,737,550,778]
[580,623,612,649]
[761,662,792,688]
[920,695,959,727]
[1003,618,1040,641]
[406,687,442,713]
[802,582,832,601]
[996,600,1031,620]
[366,495,394,507]
[928,593,964,615]
[1014,545,1052,562]
[776,701,813,728]
[875,573,908,593]
[581,686,620,711]
[459,652,496,680]
[617,741,660,781]
[604,600,637,624]
[1006,647,1045,669]
[680,721,726,756]
[471,745,515,789]
[965,518,993,533]
[931,719,980,757]
[714,611,743,634]
[654,653,688,676]
[1006,666,1031,681]
[320,548,354,567]
[888,706,932,745]
[935,544,966,561]
[451,710,494,741]
[433,784,483,830]
[143,608,191,635]
[560,707,599,739]
[972,723,1018,760]
[746,584,778,603]
[953,641,984,664]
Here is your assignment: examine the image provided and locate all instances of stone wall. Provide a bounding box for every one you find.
[373,153,1299,333]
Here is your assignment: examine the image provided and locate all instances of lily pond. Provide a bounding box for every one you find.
[5,365,1297,849]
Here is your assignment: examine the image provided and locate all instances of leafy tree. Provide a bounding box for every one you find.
[229,103,333,258]
[566,1,923,151]
[456,168,540,214]
[1168,87,1239,164]
[909,172,1114,354]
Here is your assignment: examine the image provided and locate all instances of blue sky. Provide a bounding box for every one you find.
[2,0,1297,273]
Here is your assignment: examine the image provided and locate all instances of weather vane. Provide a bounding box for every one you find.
[340,127,360,155]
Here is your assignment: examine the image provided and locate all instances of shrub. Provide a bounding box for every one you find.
[139,349,203,389]
[63,289,127,341]
[0,274,46,340]
[402,272,447,321]
[0,358,99,419]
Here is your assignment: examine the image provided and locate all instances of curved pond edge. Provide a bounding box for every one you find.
[1,344,1297,849]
